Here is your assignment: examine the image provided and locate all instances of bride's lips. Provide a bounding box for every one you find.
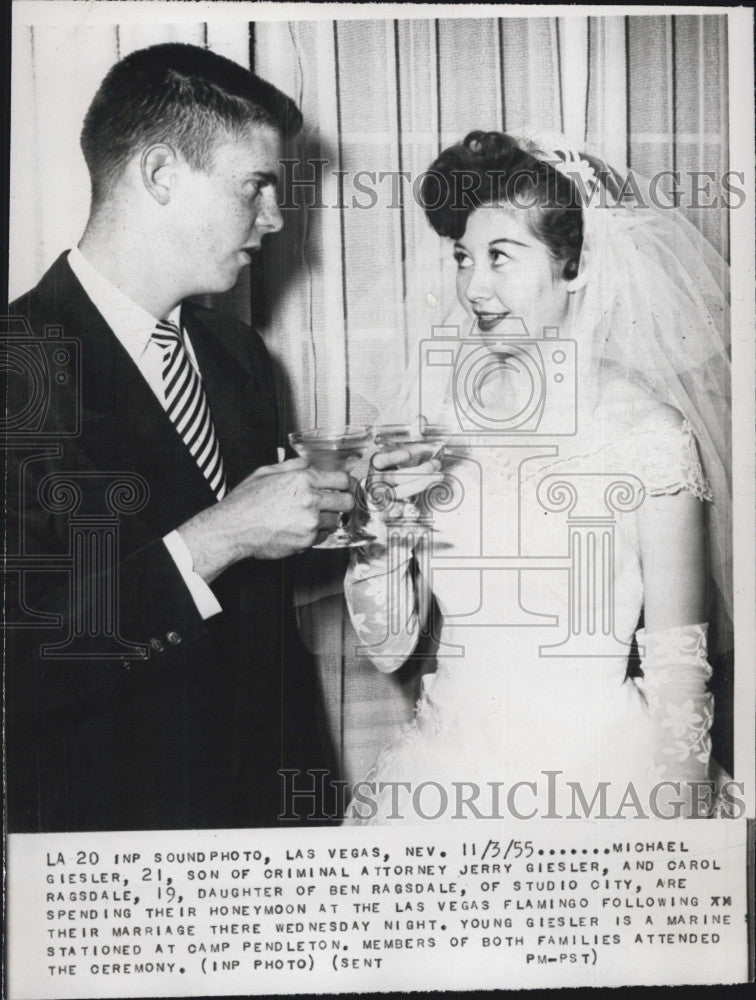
[474,311,510,333]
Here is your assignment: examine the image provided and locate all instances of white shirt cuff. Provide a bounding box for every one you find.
[163,530,223,620]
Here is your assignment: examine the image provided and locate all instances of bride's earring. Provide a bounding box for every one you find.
[566,252,592,293]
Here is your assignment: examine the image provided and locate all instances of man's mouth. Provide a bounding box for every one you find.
[473,311,510,333]
[240,246,261,262]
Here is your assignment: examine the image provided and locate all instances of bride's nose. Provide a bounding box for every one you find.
[463,263,493,303]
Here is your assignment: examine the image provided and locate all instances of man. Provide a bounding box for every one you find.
[5,43,352,832]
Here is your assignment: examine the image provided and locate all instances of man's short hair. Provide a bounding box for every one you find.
[81,42,303,204]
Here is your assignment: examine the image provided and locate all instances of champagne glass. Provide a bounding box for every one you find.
[370,417,450,523]
[288,424,375,548]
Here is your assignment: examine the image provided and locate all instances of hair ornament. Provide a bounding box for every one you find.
[551,153,599,206]
[517,132,601,208]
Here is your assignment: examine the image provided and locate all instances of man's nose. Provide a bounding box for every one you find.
[256,189,283,235]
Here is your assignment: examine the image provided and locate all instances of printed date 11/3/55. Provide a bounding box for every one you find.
[462,841,535,860]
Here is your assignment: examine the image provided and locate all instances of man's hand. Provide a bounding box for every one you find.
[177,458,354,582]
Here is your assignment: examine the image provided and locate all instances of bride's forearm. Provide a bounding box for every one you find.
[637,622,715,817]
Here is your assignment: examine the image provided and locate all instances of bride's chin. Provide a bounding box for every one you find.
[480,337,516,356]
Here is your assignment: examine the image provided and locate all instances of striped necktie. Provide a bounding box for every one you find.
[152,320,228,501]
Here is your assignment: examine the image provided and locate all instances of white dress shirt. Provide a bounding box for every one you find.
[67,246,222,620]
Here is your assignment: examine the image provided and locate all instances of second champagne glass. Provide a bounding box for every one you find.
[369,419,450,522]
[288,424,375,548]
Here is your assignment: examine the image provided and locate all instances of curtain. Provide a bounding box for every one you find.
[8,13,731,783]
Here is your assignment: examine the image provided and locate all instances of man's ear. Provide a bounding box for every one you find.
[140,144,179,206]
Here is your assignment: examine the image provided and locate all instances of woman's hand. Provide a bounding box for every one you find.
[362,444,444,521]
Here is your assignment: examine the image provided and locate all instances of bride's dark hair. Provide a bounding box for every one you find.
[420,130,583,281]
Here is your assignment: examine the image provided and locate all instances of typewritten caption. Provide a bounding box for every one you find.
[7,820,748,996]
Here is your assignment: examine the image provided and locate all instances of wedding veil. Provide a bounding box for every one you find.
[383,132,733,653]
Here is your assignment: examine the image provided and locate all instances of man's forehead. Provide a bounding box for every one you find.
[223,122,282,171]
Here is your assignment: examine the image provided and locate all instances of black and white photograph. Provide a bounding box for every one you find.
[3,2,754,996]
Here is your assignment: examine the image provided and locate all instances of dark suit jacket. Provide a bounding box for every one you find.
[5,253,336,832]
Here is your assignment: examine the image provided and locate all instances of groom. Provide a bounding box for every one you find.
[5,43,351,832]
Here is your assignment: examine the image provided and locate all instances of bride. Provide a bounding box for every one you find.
[342,130,732,824]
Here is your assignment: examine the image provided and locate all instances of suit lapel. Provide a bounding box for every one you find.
[25,256,278,529]
[42,257,217,528]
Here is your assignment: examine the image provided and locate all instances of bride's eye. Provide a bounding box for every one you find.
[453,248,472,269]
[489,248,510,268]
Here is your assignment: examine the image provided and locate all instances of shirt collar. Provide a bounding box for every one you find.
[67,246,182,361]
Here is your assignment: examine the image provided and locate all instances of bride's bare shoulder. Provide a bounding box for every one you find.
[597,376,684,436]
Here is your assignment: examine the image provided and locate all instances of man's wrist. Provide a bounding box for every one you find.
[163,530,223,619]
[176,507,240,584]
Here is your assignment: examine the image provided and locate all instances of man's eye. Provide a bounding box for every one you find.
[453,249,472,268]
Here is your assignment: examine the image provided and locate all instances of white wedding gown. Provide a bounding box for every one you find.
[344,400,718,823]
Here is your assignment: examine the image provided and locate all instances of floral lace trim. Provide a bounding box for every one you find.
[644,420,712,500]
[345,540,418,670]
[652,692,714,771]
[637,621,709,663]
[516,418,712,501]
[636,622,713,782]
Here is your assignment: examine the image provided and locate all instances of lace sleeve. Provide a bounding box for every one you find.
[635,622,716,816]
[344,517,423,674]
[642,418,713,500]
